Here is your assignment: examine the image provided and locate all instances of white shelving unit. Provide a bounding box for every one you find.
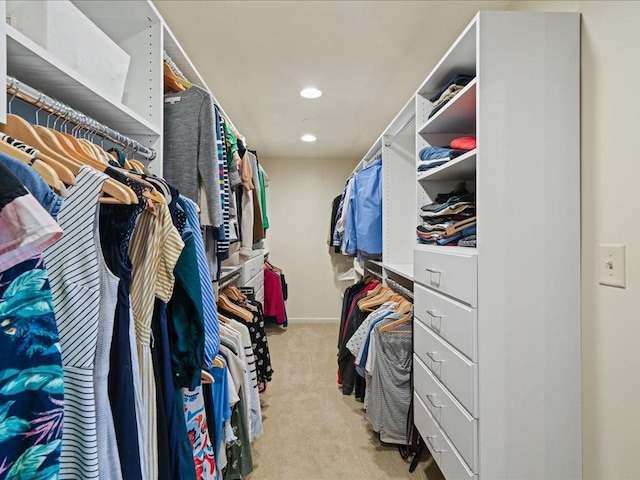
[3,0,164,168]
[412,12,581,480]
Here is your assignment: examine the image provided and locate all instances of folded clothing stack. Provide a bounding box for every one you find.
[417,182,477,247]
[428,73,475,119]
[417,137,477,172]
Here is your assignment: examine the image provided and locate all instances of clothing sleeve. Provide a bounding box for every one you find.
[198,93,223,228]
[343,176,358,255]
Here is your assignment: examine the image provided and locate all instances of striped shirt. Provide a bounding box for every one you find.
[129,203,184,480]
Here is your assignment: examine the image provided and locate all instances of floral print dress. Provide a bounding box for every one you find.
[0,164,65,480]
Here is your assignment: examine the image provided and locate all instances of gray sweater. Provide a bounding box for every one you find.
[164,86,222,227]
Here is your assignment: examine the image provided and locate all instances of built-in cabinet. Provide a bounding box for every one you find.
[363,11,582,479]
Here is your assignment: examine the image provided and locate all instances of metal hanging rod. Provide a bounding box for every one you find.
[218,271,241,290]
[163,50,189,82]
[386,278,414,300]
[384,114,416,147]
[6,76,156,161]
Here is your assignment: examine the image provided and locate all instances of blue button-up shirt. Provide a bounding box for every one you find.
[344,159,383,257]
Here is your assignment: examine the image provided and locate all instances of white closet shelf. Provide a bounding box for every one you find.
[418,79,477,135]
[418,149,477,182]
[417,17,477,97]
[6,25,161,137]
[415,244,477,255]
[383,263,414,281]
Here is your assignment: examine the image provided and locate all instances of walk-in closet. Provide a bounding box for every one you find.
[1,1,638,479]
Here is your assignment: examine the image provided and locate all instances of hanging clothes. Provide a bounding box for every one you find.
[128,203,184,480]
[163,86,223,229]
[0,164,64,480]
[43,167,109,480]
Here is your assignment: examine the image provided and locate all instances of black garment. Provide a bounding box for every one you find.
[100,191,145,480]
[151,302,171,480]
[219,301,274,384]
[330,195,342,253]
[280,273,288,302]
[338,298,369,396]
[337,281,369,350]
[0,162,28,209]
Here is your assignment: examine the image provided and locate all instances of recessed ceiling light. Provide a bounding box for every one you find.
[301,134,317,142]
[300,87,322,99]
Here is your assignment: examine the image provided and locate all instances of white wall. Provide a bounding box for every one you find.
[260,157,358,321]
[509,2,639,478]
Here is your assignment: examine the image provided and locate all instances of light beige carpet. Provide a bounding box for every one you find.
[248,322,444,480]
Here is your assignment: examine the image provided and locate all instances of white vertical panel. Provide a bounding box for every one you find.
[476,11,581,479]
[0,0,6,124]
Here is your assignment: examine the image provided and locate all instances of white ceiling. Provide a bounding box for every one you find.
[154,1,512,160]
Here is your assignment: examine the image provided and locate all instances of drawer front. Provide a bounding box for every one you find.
[255,285,264,305]
[414,247,477,307]
[414,356,478,473]
[241,253,264,282]
[414,284,478,362]
[414,393,477,480]
[244,270,264,292]
[414,320,478,417]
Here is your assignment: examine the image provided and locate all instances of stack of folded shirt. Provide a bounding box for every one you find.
[417,182,477,247]
[417,137,477,173]
[428,74,475,119]
[417,146,467,172]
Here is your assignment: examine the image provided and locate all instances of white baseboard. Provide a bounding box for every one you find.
[287,317,340,323]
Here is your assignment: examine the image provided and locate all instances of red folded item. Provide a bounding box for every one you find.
[450,136,476,150]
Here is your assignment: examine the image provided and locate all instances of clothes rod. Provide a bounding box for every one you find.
[386,278,414,300]
[6,76,156,161]
[384,114,416,147]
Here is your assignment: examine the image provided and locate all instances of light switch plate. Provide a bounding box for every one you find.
[598,244,626,288]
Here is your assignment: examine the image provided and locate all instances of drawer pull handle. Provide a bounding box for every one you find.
[425,268,441,274]
[426,435,446,453]
[426,351,445,363]
[426,394,444,408]
[426,310,445,320]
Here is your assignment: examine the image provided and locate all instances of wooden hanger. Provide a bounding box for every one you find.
[163,62,193,91]
[213,357,226,369]
[1,114,135,205]
[219,313,230,325]
[217,293,253,323]
[0,129,76,187]
[0,139,66,195]
[201,370,214,384]
[379,308,414,333]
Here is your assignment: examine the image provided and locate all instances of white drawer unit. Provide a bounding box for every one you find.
[244,270,264,293]
[414,393,477,480]
[414,247,477,307]
[239,251,264,284]
[414,320,478,417]
[414,284,478,362]
[414,356,478,473]
[255,285,264,305]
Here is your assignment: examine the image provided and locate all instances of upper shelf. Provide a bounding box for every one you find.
[418,79,476,135]
[418,16,477,98]
[6,25,161,137]
[418,149,476,182]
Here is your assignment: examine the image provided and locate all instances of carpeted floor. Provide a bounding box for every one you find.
[249,322,444,480]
